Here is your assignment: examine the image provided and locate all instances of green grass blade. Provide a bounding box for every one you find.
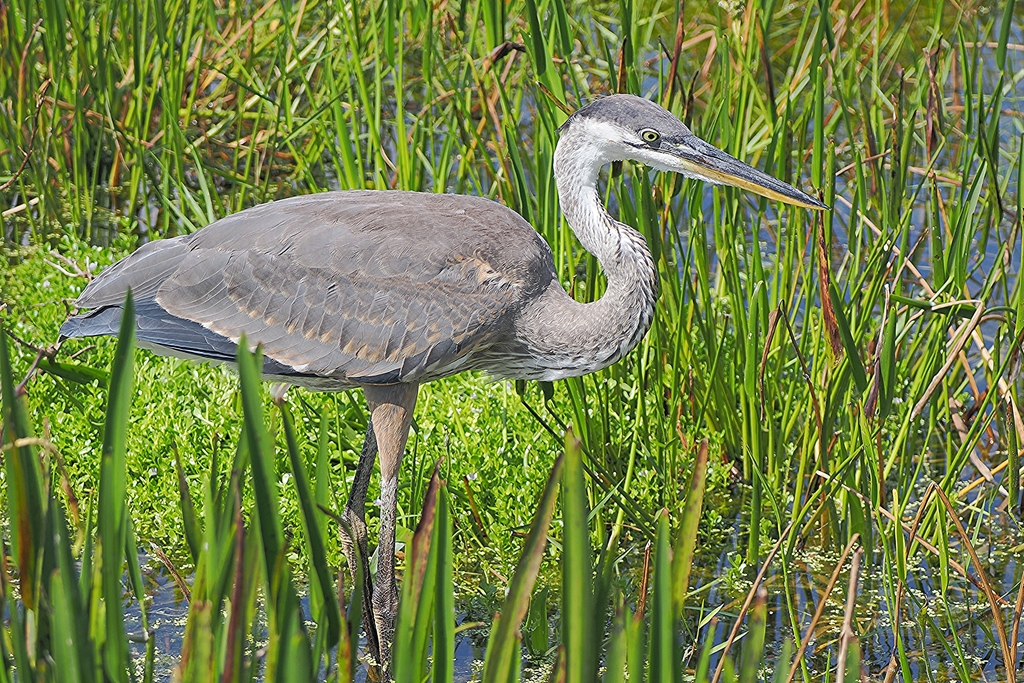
[521,0,548,83]
[279,401,342,649]
[550,0,572,57]
[315,406,333,542]
[235,340,284,577]
[562,429,595,683]
[411,481,441,676]
[173,445,202,564]
[602,597,627,683]
[335,568,354,683]
[770,640,793,683]
[51,495,93,683]
[123,514,148,634]
[37,358,109,385]
[997,0,1015,72]
[276,607,315,683]
[395,468,441,683]
[482,452,564,683]
[625,594,646,683]
[78,497,95,637]
[176,557,215,680]
[222,491,247,683]
[236,340,312,681]
[96,290,136,682]
[672,440,708,621]
[433,484,455,683]
[0,322,45,613]
[649,511,674,683]
[480,0,504,50]
[51,571,84,683]
[341,522,364,683]
[739,588,767,683]
[827,282,868,391]
[524,586,549,656]
[879,292,898,420]
[694,626,714,682]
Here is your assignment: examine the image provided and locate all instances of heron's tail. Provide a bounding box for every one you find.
[60,299,313,380]
[59,308,122,340]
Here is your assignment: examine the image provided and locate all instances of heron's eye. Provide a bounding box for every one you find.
[640,129,660,143]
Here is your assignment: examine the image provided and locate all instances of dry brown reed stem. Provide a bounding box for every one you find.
[709,523,793,683]
[149,541,191,604]
[816,472,1009,607]
[847,205,1024,489]
[958,457,1009,499]
[881,482,938,683]
[462,475,490,543]
[835,192,1024,447]
[636,541,652,620]
[761,304,823,440]
[932,486,1014,683]
[1013,557,1024,673]
[911,301,984,418]
[883,483,1014,683]
[0,436,58,455]
[836,548,863,683]
[0,91,42,193]
[661,0,686,111]
[781,535,861,683]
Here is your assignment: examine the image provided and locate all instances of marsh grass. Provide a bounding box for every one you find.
[2,0,1024,680]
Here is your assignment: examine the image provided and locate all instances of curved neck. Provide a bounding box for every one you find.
[554,137,655,294]
[518,131,658,377]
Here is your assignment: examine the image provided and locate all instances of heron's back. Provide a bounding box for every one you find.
[62,190,558,387]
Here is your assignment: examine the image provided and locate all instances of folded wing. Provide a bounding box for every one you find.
[62,191,554,385]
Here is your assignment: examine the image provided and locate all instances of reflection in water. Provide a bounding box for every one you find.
[124,555,490,682]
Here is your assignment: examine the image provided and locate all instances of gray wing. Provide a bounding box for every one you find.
[62,191,554,385]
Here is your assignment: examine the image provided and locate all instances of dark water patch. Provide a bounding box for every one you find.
[121,553,492,682]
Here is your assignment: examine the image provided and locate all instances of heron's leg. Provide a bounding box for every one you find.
[363,383,419,672]
[339,421,381,663]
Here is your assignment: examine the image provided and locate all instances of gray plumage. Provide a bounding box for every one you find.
[59,94,824,671]
[61,188,653,387]
[65,191,562,386]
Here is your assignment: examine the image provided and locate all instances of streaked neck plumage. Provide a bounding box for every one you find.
[514,122,658,379]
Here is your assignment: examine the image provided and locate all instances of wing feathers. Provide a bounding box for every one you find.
[74,239,189,308]
[64,190,556,386]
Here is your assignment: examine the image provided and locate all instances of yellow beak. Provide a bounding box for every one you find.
[670,139,828,210]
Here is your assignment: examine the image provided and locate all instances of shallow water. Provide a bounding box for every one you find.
[123,555,494,682]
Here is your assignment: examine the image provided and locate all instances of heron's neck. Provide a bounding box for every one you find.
[520,135,658,376]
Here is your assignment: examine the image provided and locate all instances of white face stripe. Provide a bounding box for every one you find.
[571,117,698,176]
[571,118,636,163]
[574,117,633,139]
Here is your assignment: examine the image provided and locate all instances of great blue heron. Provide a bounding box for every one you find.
[60,94,826,667]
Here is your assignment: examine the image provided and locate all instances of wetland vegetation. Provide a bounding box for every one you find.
[3,0,1024,680]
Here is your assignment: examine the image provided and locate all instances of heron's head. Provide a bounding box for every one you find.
[559,94,827,210]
